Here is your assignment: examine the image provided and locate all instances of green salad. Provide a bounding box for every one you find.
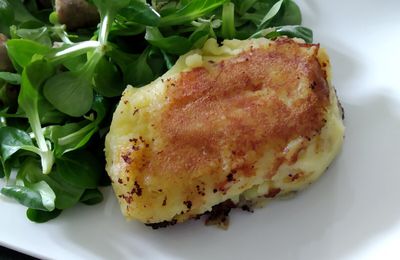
[0,0,312,222]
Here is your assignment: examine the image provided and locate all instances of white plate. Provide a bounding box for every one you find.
[2,0,400,259]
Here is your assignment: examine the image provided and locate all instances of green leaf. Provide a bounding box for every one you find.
[91,94,108,124]
[43,71,93,117]
[145,27,191,55]
[61,55,86,72]
[0,156,19,179]
[250,25,313,43]
[38,99,67,125]
[0,72,21,85]
[237,0,258,14]
[44,49,106,118]
[28,181,56,211]
[44,95,107,157]
[278,0,302,25]
[276,25,312,42]
[19,59,54,117]
[0,126,33,162]
[47,177,84,209]
[0,0,13,22]
[0,0,14,34]
[125,49,154,87]
[21,158,84,209]
[12,26,52,47]
[26,208,62,223]
[157,1,178,17]
[160,0,228,27]
[110,21,145,36]
[6,0,39,24]
[147,47,169,76]
[241,12,264,25]
[105,46,137,73]
[93,57,125,97]
[45,122,94,157]
[0,162,4,178]
[259,0,284,29]
[118,0,160,26]
[80,188,103,205]
[189,24,211,49]
[6,39,50,68]
[160,50,175,70]
[91,0,130,16]
[10,163,56,212]
[1,185,48,211]
[55,151,103,189]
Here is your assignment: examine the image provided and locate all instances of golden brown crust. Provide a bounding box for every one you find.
[114,39,332,222]
[162,39,327,166]
[153,40,328,177]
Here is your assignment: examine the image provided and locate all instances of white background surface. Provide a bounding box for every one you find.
[1,0,400,259]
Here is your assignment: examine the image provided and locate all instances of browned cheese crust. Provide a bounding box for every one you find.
[112,39,333,223]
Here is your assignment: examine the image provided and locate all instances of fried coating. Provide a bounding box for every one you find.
[105,38,345,224]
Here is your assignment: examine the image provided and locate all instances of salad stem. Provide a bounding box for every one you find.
[28,111,54,174]
[48,41,100,62]
[99,11,114,46]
